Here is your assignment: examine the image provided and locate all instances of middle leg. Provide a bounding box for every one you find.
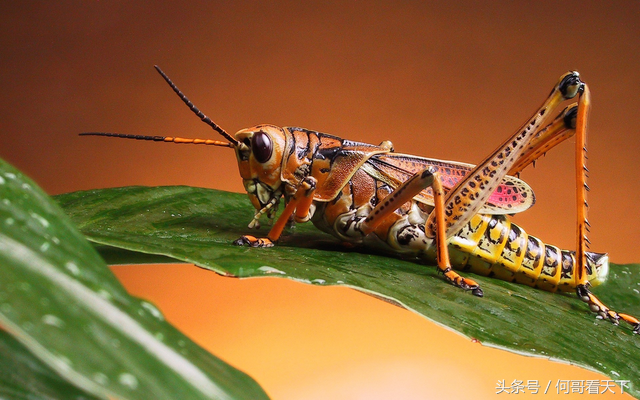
[360,166,483,296]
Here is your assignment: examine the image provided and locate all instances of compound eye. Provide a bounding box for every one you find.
[251,131,273,163]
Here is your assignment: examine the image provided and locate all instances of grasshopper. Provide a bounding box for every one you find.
[82,66,639,333]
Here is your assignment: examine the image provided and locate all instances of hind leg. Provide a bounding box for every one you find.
[489,74,639,332]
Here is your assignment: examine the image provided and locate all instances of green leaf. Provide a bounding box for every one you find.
[56,185,640,399]
[0,329,101,400]
[0,160,270,400]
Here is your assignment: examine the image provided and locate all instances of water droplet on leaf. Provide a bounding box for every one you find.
[118,373,138,389]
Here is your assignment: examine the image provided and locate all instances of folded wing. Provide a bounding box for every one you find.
[362,153,535,215]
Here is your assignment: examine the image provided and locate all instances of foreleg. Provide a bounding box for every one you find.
[234,177,317,247]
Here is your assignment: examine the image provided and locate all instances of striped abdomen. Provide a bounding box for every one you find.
[447,214,608,292]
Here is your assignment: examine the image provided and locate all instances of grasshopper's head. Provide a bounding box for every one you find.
[232,125,287,222]
[86,66,291,228]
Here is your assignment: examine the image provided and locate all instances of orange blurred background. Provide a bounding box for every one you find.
[1,2,639,399]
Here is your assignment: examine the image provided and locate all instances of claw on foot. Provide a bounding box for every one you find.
[233,235,274,248]
[618,313,640,334]
[442,267,483,297]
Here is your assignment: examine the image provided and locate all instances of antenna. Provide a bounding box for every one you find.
[79,132,233,147]
[154,65,239,147]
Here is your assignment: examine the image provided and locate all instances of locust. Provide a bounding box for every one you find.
[81,66,639,333]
